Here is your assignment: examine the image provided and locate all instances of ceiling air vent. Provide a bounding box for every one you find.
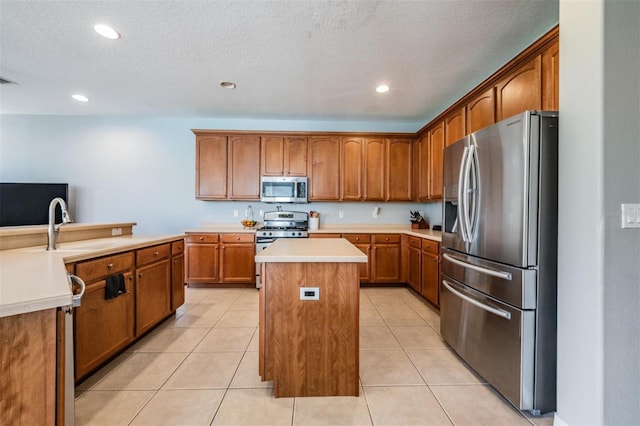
[0,76,17,85]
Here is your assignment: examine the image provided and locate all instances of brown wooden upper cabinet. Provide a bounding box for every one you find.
[387,139,413,201]
[341,137,364,200]
[364,138,386,201]
[429,122,444,200]
[416,134,430,201]
[444,107,466,146]
[228,136,260,200]
[196,135,228,199]
[195,133,260,200]
[542,40,559,111]
[496,55,542,121]
[261,136,307,176]
[466,88,496,134]
[308,136,341,201]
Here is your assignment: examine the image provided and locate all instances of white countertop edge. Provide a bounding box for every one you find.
[0,294,72,318]
[1,234,185,318]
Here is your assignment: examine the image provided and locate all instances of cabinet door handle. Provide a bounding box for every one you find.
[138,273,144,278]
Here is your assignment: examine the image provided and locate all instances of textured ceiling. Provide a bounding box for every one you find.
[0,0,558,124]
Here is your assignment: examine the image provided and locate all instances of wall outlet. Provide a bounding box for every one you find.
[233,209,239,217]
[339,210,344,219]
[111,227,122,236]
[621,203,640,228]
[373,207,380,218]
[300,287,320,300]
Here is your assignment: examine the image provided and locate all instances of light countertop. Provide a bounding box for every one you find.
[255,238,368,263]
[0,234,184,318]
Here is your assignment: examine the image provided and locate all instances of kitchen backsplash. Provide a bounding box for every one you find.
[198,201,443,228]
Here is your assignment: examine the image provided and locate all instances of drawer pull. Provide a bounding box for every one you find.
[154,251,159,256]
[199,236,204,241]
[236,237,240,241]
[385,237,389,241]
[107,263,113,269]
[355,237,360,241]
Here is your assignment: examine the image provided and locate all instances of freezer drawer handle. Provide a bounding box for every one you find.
[442,253,512,280]
[442,279,511,320]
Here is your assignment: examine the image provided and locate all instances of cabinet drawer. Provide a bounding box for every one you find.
[171,239,185,255]
[220,233,255,244]
[186,234,219,243]
[422,239,440,255]
[136,243,171,266]
[408,236,422,249]
[373,234,400,244]
[76,252,134,283]
[343,234,371,244]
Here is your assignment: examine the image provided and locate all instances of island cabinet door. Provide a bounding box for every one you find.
[74,272,135,381]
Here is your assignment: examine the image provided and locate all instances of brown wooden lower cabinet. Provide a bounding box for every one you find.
[185,233,255,285]
[343,234,371,282]
[74,272,135,381]
[72,238,184,383]
[420,240,441,307]
[0,309,57,425]
[407,238,422,292]
[371,234,402,282]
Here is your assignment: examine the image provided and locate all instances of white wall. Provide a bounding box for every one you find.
[556,0,640,425]
[0,115,441,234]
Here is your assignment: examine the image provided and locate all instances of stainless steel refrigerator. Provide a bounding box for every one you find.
[440,110,558,414]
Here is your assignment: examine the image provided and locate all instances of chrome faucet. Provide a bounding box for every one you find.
[47,197,73,250]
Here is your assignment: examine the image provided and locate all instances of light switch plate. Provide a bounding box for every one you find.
[621,203,640,229]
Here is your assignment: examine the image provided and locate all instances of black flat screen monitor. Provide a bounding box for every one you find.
[0,183,69,226]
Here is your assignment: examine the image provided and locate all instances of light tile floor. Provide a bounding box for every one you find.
[75,286,554,426]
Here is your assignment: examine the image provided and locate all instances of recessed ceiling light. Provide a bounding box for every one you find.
[94,24,121,40]
[71,94,89,102]
[376,85,390,93]
[220,81,237,89]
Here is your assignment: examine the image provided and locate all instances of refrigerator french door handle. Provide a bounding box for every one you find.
[457,146,470,242]
[442,253,513,280]
[461,145,475,242]
[442,279,512,320]
[467,144,480,240]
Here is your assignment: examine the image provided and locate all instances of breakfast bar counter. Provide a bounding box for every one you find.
[255,238,367,398]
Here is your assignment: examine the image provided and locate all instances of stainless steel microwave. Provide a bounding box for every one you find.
[260,176,308,203]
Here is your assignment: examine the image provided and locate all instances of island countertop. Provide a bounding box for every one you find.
[255,238,368,263]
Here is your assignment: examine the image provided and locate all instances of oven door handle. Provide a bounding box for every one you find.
[442,279,511,320]
[442,253,512,280]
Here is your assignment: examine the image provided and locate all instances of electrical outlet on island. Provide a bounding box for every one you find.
[111,228,122,236]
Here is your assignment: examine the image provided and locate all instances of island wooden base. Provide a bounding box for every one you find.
[259,262,360,398]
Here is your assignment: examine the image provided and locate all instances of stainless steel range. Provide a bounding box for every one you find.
[255,210,309,288]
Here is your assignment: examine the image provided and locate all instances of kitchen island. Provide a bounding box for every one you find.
[255,238,367,398]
